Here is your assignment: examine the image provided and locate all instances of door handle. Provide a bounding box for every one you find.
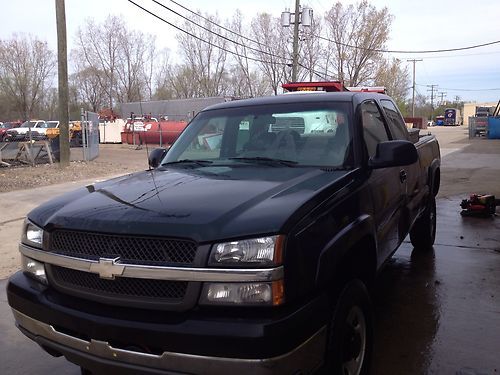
[399,170,407,183]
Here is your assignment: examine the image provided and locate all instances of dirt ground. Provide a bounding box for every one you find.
[0,144,150,192]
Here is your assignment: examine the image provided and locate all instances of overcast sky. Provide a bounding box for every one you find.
[2,0,499,102]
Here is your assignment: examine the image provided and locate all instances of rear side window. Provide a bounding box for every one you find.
[380,99,408,140]
[361,101,389,158]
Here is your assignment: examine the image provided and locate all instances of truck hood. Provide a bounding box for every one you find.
[30,165,351,243]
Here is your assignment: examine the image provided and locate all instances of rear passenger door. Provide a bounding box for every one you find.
[361,100,404,263]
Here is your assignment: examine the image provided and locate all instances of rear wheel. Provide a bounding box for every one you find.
[324,279,373,375]
[410,196,436,250]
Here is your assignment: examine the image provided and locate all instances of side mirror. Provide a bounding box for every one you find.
[368,140,418,169]
[148,148,167,168]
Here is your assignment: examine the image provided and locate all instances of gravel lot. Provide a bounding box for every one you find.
[0,144,150,192]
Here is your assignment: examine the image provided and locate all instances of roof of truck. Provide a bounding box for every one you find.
[202,91,391,112]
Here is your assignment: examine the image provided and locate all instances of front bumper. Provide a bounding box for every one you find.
[8,272,329,374]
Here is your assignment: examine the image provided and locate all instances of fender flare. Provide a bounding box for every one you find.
[315,214,376,287]
[428,159,440,196]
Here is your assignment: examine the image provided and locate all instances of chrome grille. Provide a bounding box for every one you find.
[50,230,197,266]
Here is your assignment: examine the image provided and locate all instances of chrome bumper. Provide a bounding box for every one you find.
[12,308,326,375]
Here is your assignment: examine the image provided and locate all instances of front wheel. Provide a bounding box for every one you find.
[324,279,373,375]
[410,196,436,250]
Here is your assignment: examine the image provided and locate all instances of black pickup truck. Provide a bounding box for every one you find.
[7,91,440,375]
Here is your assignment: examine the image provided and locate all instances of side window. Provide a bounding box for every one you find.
[361,101,389,158]
[380,99,408,140]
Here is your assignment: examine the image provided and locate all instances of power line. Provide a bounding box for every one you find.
[314,34,500,54]
[161,0,264,47]
[417,84,500,92]
[170,0,500,56]
[151,0,291,62]
[128,0,288,66]
[395,50,500,60]
[160,0,331,80]
[130,0,329,82]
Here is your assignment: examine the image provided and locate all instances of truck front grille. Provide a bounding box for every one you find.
[50,230,197,266]
[50,265,188,303]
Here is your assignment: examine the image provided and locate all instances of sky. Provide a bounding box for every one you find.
[1,0,499,103]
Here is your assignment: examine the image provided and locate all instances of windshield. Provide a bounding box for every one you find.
[164,102,353,168]
[21,121,41,128]
[39,121,58,128]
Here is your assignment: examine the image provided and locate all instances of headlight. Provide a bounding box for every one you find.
[21,254,47,285]
[199,280,284,306]
[22,220,44,248]
[209,235,284,266]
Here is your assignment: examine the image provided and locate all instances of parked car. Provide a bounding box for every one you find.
[0,122,21,141]
[4,120,46,141]
[30,120,60,140]
[7,88,440,374]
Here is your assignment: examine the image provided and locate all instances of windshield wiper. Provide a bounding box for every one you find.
[162,159,213,167]
[229,157,298,167]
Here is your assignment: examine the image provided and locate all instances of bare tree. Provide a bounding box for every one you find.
[300,19,324,82]
[74,16,123,108]
[176,14,229,97]
[324,1,392,86]
[153,48,175,100]
[250,13,290,95]
[115,31,156,103]
[70,66,107,112]
[0,34,56,119]
[227,10,266,98]
[374,57,409,103]
[169,66,202,99]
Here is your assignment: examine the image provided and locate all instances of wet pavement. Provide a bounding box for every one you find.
[1,196,499,374]
[371,197,500,375]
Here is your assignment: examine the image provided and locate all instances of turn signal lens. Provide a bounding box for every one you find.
[21,254,47,285]
[200,280,284,306]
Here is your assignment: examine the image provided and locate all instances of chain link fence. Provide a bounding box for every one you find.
[0,110,100,167]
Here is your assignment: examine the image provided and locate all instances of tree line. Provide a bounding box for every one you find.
[0,1,411,121]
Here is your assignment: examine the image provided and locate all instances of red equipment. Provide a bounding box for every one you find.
[460,194,499,217]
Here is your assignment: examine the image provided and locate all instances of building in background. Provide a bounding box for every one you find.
[463,102,499,125]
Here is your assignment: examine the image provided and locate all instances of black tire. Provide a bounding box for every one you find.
[80,368,93,375]
[410,196,436,250]
[324,279,373,375]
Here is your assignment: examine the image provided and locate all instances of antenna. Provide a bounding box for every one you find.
[138,100,149,166]
[138,99,163,204]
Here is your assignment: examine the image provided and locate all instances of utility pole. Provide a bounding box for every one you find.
[427,84,438,118]
[407,59,422,117]
[292,0,300,82]
[55,0,70,167]
[282,1,312,83]
[438,91,447,105]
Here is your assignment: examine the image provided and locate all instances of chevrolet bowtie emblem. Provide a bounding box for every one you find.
[89,257,124,279]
